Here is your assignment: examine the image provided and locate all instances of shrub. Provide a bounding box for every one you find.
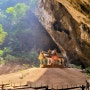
[5,54,18,63]
[85,67,90,73]
[0,60,7,65]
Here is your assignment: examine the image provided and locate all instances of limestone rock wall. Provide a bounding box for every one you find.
[35,0,90,67]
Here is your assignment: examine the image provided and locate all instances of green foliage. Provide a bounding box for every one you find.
[0,50,3,60]
[85,67,90,73]
[6,3,30,21]
[16,51,39,66]
[0,11,7,20]
[75,65,82,69]
[28,51,39,66]
[0,0,43,66]
[0,60,7,65]
[85,67,90,77]
[3,47,12,57]
[3,50,39,66]
[4,47,12,53]
[6,7,15,14]
[5,54,17,63]
[0,50,3,57]
[69,64,82,69]
[0,24,7,45]
[28,51,38,60]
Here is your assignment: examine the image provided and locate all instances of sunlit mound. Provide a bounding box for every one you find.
[0,68,88,89]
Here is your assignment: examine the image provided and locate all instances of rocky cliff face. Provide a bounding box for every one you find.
[35,0,90,67]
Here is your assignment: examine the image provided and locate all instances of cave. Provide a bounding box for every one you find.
[23,11,61,53]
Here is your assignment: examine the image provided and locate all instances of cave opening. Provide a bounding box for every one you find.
[25,11,61,53]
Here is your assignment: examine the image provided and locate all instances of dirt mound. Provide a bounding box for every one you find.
[30,68,88,88]
[0,68,88,89]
